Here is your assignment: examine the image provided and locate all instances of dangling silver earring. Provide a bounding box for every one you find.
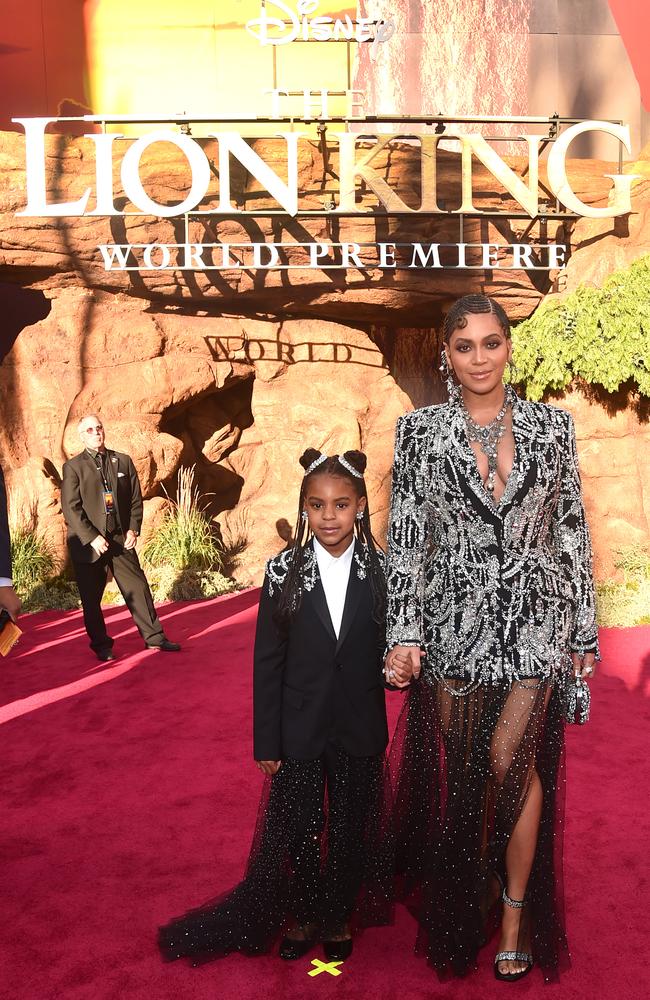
[356,511,364,521]
[439,350,461,404]
[301,510,308,522]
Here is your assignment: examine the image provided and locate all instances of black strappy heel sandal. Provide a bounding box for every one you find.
[494,888,533,982]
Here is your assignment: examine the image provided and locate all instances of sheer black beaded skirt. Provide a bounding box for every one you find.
[389,676,569,981]
[158,744,394,964]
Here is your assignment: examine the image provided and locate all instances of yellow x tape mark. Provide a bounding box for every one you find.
[308,958,344,977]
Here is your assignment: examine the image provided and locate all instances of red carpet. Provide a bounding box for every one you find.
[1,593,648,1000]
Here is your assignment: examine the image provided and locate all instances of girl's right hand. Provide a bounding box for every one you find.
[256,760,282,775]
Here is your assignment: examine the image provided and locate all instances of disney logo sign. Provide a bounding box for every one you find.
[245,0,395,51]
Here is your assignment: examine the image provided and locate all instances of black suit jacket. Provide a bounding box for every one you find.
[0,465,11,579]
[61,449,143,563]
[253,540,388,761]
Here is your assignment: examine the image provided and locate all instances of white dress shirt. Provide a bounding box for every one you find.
[0,578,12,588]
[313,537,355,638]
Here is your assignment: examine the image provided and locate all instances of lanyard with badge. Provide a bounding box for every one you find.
[93,452,115,515]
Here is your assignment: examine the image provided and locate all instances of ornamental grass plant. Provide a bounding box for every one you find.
[8,494,57,602]
[10,525,55,594]
[142,465,224,573]
[136,465,235,603]
[23,577,81,612]
[144,565,234,603]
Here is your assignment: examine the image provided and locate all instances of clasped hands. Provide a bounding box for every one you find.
[385,648,596,684]
[383,645,423,688]
[255,647,423,776]
[91,529,138,555]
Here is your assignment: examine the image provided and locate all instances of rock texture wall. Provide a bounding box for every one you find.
[0,288,411,583]
[0,128,648,582]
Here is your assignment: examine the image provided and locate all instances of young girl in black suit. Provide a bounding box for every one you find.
[159,448,408,965]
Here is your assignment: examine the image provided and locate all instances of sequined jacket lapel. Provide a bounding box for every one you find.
[265,537,376,647]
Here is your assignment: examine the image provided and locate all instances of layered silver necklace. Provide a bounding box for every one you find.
[462,384,516,495]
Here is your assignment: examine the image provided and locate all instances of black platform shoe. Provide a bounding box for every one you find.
[323,938,353,961]
[279,934,316,960]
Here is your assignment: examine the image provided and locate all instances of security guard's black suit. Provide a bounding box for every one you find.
[62,448,165,654]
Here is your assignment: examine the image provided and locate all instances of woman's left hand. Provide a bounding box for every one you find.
[571,650,596,678]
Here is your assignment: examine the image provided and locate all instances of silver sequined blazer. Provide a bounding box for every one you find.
[386,396,599,687]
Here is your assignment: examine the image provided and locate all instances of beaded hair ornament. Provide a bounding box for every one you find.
[304,453,328,475]
[303,453,363,479]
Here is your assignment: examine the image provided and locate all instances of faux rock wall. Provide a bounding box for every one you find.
[0,129,649,582]
[0,289,411,583]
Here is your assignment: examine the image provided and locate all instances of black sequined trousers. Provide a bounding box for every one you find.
[389,677,569,982]
[158,743,394,963]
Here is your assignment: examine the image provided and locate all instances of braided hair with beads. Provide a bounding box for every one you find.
[275,448,386,629]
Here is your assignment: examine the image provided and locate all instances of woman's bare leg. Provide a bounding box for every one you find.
[498,769,542,973]
[491,683,550,976]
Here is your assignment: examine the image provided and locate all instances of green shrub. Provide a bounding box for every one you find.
[10,525,56,595]
[513,255,650,401]
[596,546,650,627]
[22,577,81,613]
[145,565,236,602]
[142,466,223,572]
[8,493,58,603]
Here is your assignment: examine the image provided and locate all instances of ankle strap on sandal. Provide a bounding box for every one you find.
[502,888,526,909]
[495,950,533,963]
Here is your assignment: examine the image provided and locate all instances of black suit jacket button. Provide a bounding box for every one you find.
[336,663,343,670]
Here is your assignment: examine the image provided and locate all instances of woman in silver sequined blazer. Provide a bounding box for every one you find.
[384,294,598,984]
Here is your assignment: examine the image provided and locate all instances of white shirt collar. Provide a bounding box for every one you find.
[312,537,355,639]
[313,536,355,570]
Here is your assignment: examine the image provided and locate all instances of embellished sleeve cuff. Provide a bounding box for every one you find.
[570,636,600,660]
[384,638,422,659]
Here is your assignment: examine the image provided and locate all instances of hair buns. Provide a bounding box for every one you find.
[299,448,323,471]
[299,448,367,479]
[340,450,367,475]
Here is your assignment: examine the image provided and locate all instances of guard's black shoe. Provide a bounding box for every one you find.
[147,639,181,652]
[97,650,116,662]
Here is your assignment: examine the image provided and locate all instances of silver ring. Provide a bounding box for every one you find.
[584,666,594,675]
